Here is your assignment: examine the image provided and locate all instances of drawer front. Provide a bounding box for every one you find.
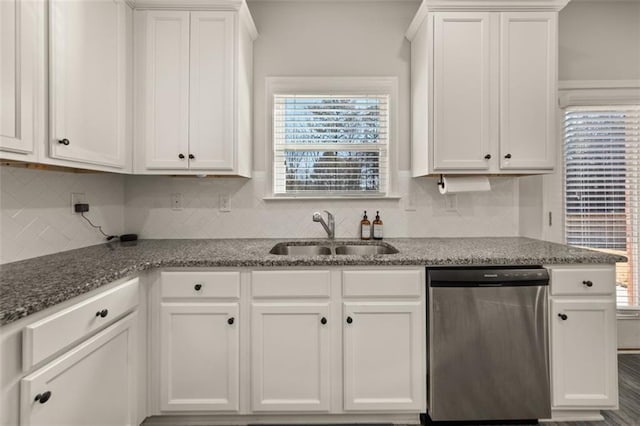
[161,271,240,299]
[343,269,422,298]
[550,267,615,296]
[23,278,139,370]
[251,270,330,298]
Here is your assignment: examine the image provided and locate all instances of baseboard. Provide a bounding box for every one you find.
[142,413,421,426]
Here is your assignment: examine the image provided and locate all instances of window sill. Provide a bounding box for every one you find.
[263,195,402,201]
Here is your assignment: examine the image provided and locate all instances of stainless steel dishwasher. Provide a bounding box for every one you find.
[426,267,550,423]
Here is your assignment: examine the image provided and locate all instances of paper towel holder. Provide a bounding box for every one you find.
[437,174,445,189]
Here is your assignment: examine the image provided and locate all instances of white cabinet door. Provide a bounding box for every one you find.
[551,299,618,408]
[20,314,137,426]
[343,302,423,411]
[49,0,128,168]
[499,12,556,170]
[0,0,40,155]
[189,11,235,170]
[251,303,330,412]
[142,11,190,170]
[432,12,493,171]
[160,303,239,411]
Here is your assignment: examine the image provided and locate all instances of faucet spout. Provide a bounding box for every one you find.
[312,210,335,239]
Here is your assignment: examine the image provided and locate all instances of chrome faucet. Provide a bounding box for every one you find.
[313,210,335,239]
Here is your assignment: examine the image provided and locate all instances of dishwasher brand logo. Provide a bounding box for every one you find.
[484,274,499,278]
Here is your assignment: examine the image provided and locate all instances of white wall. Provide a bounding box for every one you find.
[559,0,640,81]
[0,166,126,263]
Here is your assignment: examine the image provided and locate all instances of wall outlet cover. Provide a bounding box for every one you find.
[70,193,86,214]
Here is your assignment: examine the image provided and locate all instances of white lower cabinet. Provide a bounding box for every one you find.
[550,299,618,407]
[157,271,241,412]
[20,313,137,426]
[343,302,423,411]
[250,303,331,412]
[160,302,239,411]
[548,265,619,417]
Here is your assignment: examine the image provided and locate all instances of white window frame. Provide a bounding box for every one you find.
[265,77,398,199]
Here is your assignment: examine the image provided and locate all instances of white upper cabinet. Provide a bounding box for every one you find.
[135,7,257,175]
[499,12,556,170]
[432,12,493,171]
[49,0,131,170]
[189,12,235,171]
[0,0,44,159]
[140,11,190,169]
[407,1,567,176]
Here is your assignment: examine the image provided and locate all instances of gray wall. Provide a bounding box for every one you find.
[559,0,640,81]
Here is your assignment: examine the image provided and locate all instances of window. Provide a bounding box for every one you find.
[563,106,640,307]
[270,77,395,197]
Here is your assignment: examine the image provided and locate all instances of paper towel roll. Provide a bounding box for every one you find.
[438,176,491,194]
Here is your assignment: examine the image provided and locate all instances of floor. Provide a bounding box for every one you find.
[142,354,640,426]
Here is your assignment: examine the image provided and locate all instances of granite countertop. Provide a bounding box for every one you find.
[0,237,626,326]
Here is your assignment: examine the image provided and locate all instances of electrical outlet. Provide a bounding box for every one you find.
[219,194,231,212]
[171,193,183,211]
[71,193,86,214]
[444,194,458,212]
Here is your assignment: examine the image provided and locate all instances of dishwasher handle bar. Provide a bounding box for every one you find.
[428,268,549,287]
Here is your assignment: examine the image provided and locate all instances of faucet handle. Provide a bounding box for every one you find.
[312,212,322,221]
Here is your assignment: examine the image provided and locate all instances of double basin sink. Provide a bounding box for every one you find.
[269,241,399,256]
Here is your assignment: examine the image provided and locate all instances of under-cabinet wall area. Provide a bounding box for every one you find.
[0,167,125,264]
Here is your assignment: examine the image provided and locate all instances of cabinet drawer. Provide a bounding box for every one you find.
[23,278,139,370]
[161,271,240,299]
[343,269,422,298]
[251,270,330,298]
[550,267,615,296]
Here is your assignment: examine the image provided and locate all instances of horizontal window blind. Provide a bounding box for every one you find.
[273,95,389,196]
[564,106,639,307]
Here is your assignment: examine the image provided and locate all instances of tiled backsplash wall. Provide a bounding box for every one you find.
[125,172,519,239]
[1,167,520,264]
[0,167,125,264]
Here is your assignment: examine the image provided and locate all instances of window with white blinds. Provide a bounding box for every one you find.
[273,94,388,196]
[563,106,640,307]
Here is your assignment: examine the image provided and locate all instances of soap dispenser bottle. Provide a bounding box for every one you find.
[360,211,371,240]
[373,211,383,240]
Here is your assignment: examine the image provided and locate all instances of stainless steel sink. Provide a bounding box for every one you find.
[269,241,398,256]
[269,243,332,256]
[334,243,399,255]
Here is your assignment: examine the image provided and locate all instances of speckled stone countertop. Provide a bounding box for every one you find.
[0,237,626,326]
